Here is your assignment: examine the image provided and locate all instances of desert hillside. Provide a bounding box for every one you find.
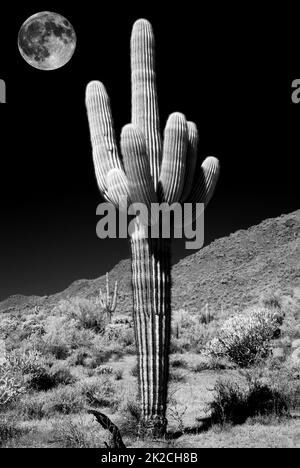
[1,209,299,316]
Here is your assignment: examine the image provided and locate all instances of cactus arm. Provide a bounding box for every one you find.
[180,121,199,202]
[106,168,130,208]
[99,289,105,308]
[188,156,220,208]
[85,81,122,199]
[158,113,188,203]
[111,281,118,311]
[99,273,119,321]
[106,273,110,307]
[131,19,162,189]
[121,124,157,207]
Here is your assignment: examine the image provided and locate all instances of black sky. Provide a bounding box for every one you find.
[0,4,299,301]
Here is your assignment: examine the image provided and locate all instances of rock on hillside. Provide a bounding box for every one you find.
[0,210,299,316]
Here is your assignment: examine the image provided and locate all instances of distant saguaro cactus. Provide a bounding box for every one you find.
[85,19,220,436]
[99,273,118,322]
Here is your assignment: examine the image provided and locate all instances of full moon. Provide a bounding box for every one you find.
[18,12,76,70]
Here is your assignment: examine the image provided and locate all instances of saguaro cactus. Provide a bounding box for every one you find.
[85,19,220,436]
[99,272,118,322]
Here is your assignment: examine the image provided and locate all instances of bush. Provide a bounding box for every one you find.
[19,392,47,420]
[51,419,91,448]
[41,316,95,359]
[4,349,44,376]
[0,350,48,405]
[51,417,103,448]
[20,385,86,419]
[49,362,76,386]
[0,368,26,407]
[119,398,141,438]
[67,348,93,366]
[58,298,106,333]
[0,416,28,447]
[78,376,117,409]
[1,350,75,392]
[43,386,86,416]
[95,365,113,376]
[205,307,283,367]
[104,323,135,349]
[207,370,292,426]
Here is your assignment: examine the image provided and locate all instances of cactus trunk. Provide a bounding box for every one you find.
[131,222,171,435]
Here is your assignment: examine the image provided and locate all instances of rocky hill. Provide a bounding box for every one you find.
[1,210,299,316]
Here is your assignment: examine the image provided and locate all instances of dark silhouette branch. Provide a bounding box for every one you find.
[88,409,126,448]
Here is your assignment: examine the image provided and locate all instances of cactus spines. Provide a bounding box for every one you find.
[131,19,162,189]
[159,113,188,203]
[180,122,199,202]
[188,156,220,207]
[107,168,130,208]
[99,273,118,322]
[86,18,220,436]
[121,125,157,207]
[86,81,122,201]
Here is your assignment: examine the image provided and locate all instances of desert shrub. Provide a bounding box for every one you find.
[119,398,141,437]
[29,367,57,391]
[51,417,103,448]
[5,349,44,376]
[207,369,293,426]
[67,348,90,366]
[42,316,95,359]
[43,386,85,416]
[48,361,76,386]
[58,298,106,333]
[51,419,90,448]
[171,308,216,352]
[2,349,75,392]
[0,350,46,403]
[208,380,248,425]
[95,365,113,376]
[0,416,28,447]
[0,368,25,407]
[19,392,47,420]
[104,322,135,348]
[78,376,117,409]
[122,399,141,420]
[0,317,19,342]
[91,335,125,364]
[19,387,85,419]
[205,307,283,367]
[117,327,135,349]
